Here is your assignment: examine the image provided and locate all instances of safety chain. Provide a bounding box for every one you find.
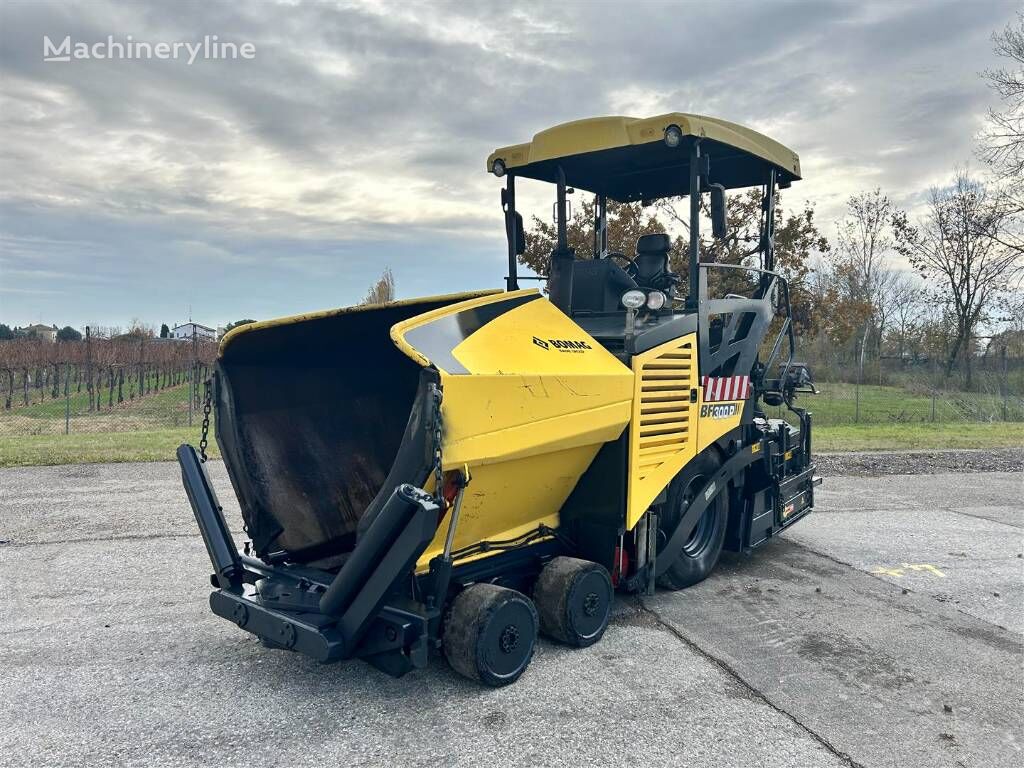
[429,383,444,505]
[199,376,213,463]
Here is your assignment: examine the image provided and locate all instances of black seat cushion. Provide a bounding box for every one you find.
[637,233,671,255]
[634,233,671,285]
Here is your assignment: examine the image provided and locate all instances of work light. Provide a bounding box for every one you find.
[491,158,506,177]
[664,125,682,148]
[621,290,646,309]
[646,291,667,310]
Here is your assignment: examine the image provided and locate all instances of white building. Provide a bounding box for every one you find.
[171,322,216,341]
[22,324,58,342]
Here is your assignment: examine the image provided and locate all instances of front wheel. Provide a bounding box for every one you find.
[533,557,613,648]
[656,451,728,591]
[443,584,538,687]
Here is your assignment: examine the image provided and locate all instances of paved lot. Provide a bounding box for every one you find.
[1,462,1021,768]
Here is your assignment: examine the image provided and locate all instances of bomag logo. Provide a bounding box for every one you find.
[700,403,737,419]
[533,336,591,353]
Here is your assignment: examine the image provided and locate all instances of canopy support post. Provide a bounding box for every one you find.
[504,174,518,291]
[764,168,777,273]
[686,141,701,312]
[556,166,568,251]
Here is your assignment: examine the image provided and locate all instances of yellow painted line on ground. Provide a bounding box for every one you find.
[870,563,947,578]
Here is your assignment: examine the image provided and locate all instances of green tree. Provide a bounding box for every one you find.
[0,324,13,340]
[160,323,170,338]
[56,326,82,342]
[224,319,257,332]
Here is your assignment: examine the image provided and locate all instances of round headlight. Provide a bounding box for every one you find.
[491,158,506,177]
[646,291,667,310]
[664,125,682,148]
[621,290,646,310]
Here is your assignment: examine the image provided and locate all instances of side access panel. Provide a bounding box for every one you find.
[626,333,698,530]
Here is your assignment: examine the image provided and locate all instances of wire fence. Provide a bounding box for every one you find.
[787,338,1024,427]
[0,334,1021,439]
[0,331,217,437]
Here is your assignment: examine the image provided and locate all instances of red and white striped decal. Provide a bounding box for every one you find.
[701,375,751,402]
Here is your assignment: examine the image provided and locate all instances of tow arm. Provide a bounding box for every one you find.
[178,444,443,675]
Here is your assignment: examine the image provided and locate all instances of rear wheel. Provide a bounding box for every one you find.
[656,451,728,591]
[533,557,613,647]
[443,584,538,687]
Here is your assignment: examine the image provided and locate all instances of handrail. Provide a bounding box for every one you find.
[698,261,784,280]
[696,262,796,392]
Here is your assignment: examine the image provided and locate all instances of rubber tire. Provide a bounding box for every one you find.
[656,451,728,591]
[533,557,613,647]
[443,584,538,687]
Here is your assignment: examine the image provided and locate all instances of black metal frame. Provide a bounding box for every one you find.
[503,175,519,291]
[686,141,702,312]
[499,137,784,319]
[697,263,785,380]
[178,443,574,676]
[179,444,450,675]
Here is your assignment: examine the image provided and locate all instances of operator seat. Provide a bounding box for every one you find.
[634,233,676,293]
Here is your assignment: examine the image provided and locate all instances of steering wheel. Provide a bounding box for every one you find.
[606,251,639,280]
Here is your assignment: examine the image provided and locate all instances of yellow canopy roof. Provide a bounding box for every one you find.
[486,113,801,200]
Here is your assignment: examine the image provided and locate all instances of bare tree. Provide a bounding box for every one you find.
[980,11,1024,258]
[886,272,927,361]
[833,190,896,308]
[362,268,396,305]
[893,170,1024,385]
[981,11,1024,178]
[127,318,156,338]
[0,339,17,409]
[827,189,901,363]
[835,190,893,282]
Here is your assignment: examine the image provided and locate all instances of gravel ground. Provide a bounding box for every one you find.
[1,459,1021,768]
[816,447,1023,476]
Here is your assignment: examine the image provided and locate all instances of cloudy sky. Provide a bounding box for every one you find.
[0,0,1017,330]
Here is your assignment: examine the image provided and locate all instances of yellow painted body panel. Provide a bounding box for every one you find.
[392,293,633,569]
[419,446,598,567]
[624,335,751,529]
[693,391,745,455]
[487,112,800,180]
[450,296,633,377]
[389,289,534,370]
[626,333,698,529]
